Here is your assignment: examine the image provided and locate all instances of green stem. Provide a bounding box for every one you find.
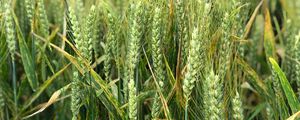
[12,59,17,108]
[185,102,188,120]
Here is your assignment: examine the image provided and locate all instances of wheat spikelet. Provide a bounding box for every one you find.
[182,0,211,108]
[219,12,232,78]
[4,2,16,61]
[68,7,95,119]
[203,69,222,120]
[182,26,201,102]
[71,70,81,120]
[24,0,34,24]
[214,9,237,119]
[125,2,143,119]
[104,12,117,81]
[284,20,296,87]
[84,5,96,62]
[232,91,244,120]
[128,78,137,120]
[37,0,49,37]
[293,31,300,97]
[68,6,83,120]
[69,6,90,62]
[176,0,190,67]
[69,11,82,48]
[150,6,165,118]
[92,7,104,58]
[288,31,300,99]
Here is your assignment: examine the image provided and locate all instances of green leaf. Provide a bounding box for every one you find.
[269,57,300,113]
[263,8,276,59]
[236,57,268,97]
[13,12,38,91]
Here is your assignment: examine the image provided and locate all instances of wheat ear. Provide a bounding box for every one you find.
[150,6,165,118]
[126,2,143,120]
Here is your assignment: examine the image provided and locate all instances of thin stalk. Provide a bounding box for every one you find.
[12,59,17,108]
[184,103,188,120]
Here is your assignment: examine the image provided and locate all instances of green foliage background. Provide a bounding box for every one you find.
[0,0,300,120]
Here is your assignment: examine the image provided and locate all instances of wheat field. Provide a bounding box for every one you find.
[0,0,300,120]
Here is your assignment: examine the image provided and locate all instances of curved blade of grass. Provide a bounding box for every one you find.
[33,33,84,74]
[269,58,300,113]
[243,1,262,39]
[21,94,72,119]
[21,63,71,112]
[22,84,70,119]
[263,8,276,59]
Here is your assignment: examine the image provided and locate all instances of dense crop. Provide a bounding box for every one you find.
[0,0,300,120]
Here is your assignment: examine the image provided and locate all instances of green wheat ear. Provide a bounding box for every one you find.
[232,91,244,120]
[182,26,200,103]
[71,70,81,120]
[37,0,49,37]
[283,18,300,97]
[104,12,117,81]
[24,0,34,24]
[151,5,165,119]
[294,31,300,96]
[84,5,96,62]
[125,1,143,119]
[182,0,211,114]
[69,5,90,62]
[4,2,16,60]
[68,6,82,120]
[176,0,190,68]
[203,69,222,120]
[92,6,104,59]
